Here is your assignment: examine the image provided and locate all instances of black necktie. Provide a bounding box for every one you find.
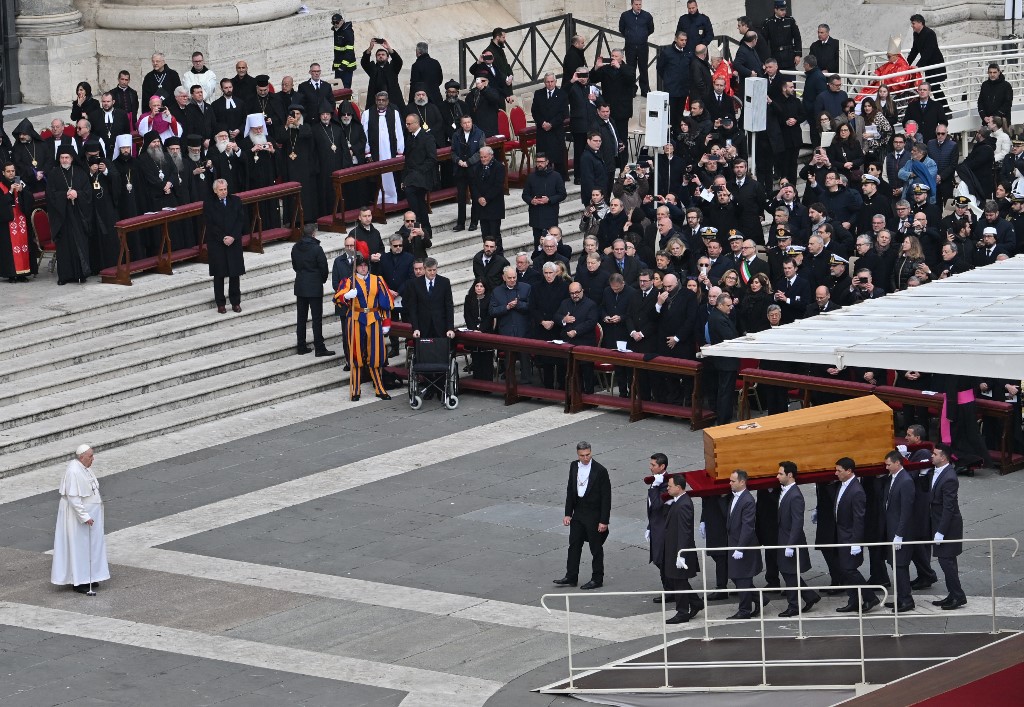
[548,90,552,99]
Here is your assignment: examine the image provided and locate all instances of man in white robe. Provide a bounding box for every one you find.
[51,444,110,593]
[361,91,405,206]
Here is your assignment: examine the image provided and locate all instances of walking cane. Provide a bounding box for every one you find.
[86,522,96,596]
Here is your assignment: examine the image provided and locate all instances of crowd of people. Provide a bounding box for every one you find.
[554,444,968,624]
[0,5,1020,439]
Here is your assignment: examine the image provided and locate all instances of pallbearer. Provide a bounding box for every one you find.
[663,474,702,623]
[775,461,821,617]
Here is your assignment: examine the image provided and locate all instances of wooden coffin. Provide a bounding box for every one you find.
[704,396,894,480]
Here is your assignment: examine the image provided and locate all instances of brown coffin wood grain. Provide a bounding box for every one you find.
[703,396,895,480]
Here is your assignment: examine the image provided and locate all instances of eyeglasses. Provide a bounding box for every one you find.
[935,131,947,136]
[404,218,416,222]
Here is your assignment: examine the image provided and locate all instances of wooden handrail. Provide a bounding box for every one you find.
[327,136,507,232]
[104,181,305,286]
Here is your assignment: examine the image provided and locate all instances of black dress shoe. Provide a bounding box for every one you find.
[388,346,399,358]
[376,392,392,400]
[350,395,360,401]
[955,465,974,477]
[652,595,663,603]
[910,578,935,590]
[932,596,954,607]
[778,608,799,618]
[297,346,313,355]
[726,612,751,620]
[666,612,690,624]
[862,598,880,612]
[580,580,603,590]
[687,604,703,620]
[217,305,227,314]
[315,349,336,357]
[343,363,351,371]
[941,597,967,610]
[835,603,859,613]
[452,225,465,232]
[552,577,577,586]
[705,592,729,601]
[803,595,821,612]
[232,304,241,313]
[468,222,478,231]
[868,577,892,588]
[887,601,915,612]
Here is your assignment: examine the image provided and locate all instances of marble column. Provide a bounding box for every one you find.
[16,0,97,105]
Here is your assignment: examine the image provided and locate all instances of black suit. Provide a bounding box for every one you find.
[809,37,840,73]
[774,273,812,323]
[626,286,659,399]
[450,126,485,228]
[653,287,697,404]
[599,254,641,287]
[834,477,878,606]
[883,470,917,606]
[902,100,947,143]
[707,307,740,423]
[204,194,246,306]
[403,129,437,237]
[291,234,330,351]
[406,275,455,338]
[663,493,702,617]
[472,251,509,291]
[929,464,965,603]
[777,485,820,611]
[532,87,568,173]
[727,490,762,616]
[298,79,335,120]
[470,159,506,250]
[563,460,612,584]
[183,102,216,142]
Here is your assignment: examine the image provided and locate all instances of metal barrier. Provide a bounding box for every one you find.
[541,535,1019,691]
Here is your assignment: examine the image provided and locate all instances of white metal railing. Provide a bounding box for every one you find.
[861,38,1024,76]
[540,535,1019,693]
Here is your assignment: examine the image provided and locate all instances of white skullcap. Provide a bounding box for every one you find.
[244,113,267,138]
[114,134,133,151]
[76,444,92,456]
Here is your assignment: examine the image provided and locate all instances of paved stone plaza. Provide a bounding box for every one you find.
[1,391,1022,706]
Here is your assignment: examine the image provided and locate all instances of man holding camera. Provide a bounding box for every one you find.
[362,39,405,112]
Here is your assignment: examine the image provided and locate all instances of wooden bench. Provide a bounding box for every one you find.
[321,136,507,234]
[569,346,715,430]
[100,181,305,286]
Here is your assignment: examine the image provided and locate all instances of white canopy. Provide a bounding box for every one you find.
[699,255,1024,380]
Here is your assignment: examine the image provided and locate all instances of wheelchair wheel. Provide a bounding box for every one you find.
[410,395,423,410]
[444,395,459,410]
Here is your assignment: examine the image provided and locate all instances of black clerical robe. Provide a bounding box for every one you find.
[45,165,93,282]
[278,124,319,223]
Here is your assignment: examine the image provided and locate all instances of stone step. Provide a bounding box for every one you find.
[0,368,355,477]
[0,328,345,426]
[0,340,349,456]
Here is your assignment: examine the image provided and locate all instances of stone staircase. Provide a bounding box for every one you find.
[0,183,584,478]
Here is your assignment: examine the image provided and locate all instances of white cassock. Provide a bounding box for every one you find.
[51,459,110,586]
[361,108,405,206]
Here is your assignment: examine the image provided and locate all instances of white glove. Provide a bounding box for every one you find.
[811,509,818,525]
[896,444,909,456]
[343,289,358,300]
[382,326,390,335]
[645,529,650,542]
[784,548,794,558]
[699,522,705,539]
[893,536,903,551]
[851,545,862,555]
[934,532,944,544]
[675,555,687,570]
[652,473,664,486]
[732,550,743,560]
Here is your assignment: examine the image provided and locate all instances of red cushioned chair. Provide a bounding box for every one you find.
[497,109,525,176]
[31,208,57,274]
[509,105,533,173]
[737,358,763,413]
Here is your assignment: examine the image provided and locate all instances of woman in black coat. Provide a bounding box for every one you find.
[826,122,864,180]
[71,82,100,124]
[738,273,772,334]
[463,278,494,380]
